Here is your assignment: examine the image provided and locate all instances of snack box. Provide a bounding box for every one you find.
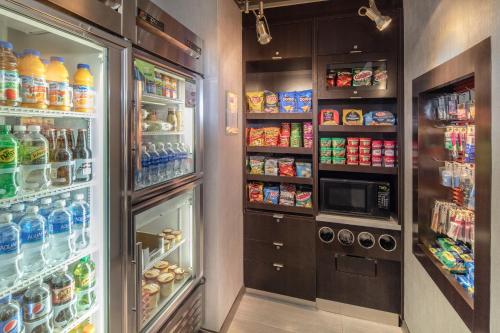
[343,109,363,125]
[320,109,340,125]
[364,111,396,126]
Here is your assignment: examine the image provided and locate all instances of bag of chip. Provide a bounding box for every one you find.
[296,89,312,113]
[264,185,280,205]
[303,122,313,148]
[264,127,280,146]
[248,156,265,175]
[248,128,265,146]
[336,69,353,87]
[290,123,302,147]
[320,109,340,125]
[279,184,296,206]
[264,90,279,113]
[279,122,290,147]
[246,91,264,112]
[278,91,296,113]
[372,67,388,87]
[352,68,373,87]
[296,162,312,178]
[264,158,278,176]
[248,182,264,202]
[278,158,295,177]
[295,187,312,208]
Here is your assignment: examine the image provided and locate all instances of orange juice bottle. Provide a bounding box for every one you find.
[46,56,70,111]
[19,49,47,109]
[0,40,19,106]
[73,64,94,113]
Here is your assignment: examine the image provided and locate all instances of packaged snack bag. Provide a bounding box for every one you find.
[279,184,296,206]
[320,138,332,148]
[246,91,264,112]
[346,146,358,155]
[264,185,280,205]
[264,127,280,146]
[364,111,396,126]
[347,154,359,165]
[320,109,340,125]
[331,138,346,148]
[264,158,278,176]
[332,157,346,165]
[320,156,332,164]
[278,91,296,113]
[359,138,372,147]
[372,67,388,87]
[248,182,264,202]
[352,68,373,86]
[279,122,290,147]
[296,89,312,113]
[264,90,279,113]
[248,128,265,146]
[332,148,346,157]
[290,123,302,147]
[295,188,312,208]
[296,162,312,178]
[278,158,295,177]
[336,69,353,87]
[303,122,313,148]
[249,156,265,175]
[343,109,364,125]
[347,137,359,146]
[320,147,332,157]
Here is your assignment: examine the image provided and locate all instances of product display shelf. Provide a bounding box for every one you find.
[0,105,96,119]
[318,125,397,133]
[246,174,313,185]
[247,201,313,215]
[142,131,185,136]
[57,304,99,333]
[246,113,313,120]
[0,181,94,206]
[246,146,313,155]
[0,246,97,298]
[142,238,187,272]
[318,163,397,175]
[142,93,184,106]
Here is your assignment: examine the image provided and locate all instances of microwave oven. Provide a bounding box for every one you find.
[320,178,391,219]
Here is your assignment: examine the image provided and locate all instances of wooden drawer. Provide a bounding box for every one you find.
[244,259,316,301]
[244,238,315,270]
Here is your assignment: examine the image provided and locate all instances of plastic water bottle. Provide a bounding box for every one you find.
[59,191,71,201]
[147,143,161,184]
[38,197,53,221]
[47,200,74,264]
[70,194,90,251]
[139,145,151,187]
[157,143,169,180]
[164,143,176,179]
[19,206,47,274]
[0,213,22,288]
[9,203,25,224]
[173,143,183,176]
[179,143,190,173]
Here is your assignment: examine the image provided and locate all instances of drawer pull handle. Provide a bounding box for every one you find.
[273,242,284,249]
[273,213,284,223]
[273,263,284,271]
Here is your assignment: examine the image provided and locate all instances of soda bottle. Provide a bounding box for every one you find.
[43,129,56,162]
[0,41,19,107]
[18,49,47,109]
[164,143,176,179]
[74,129,92,182]
[49,269,76,328]
[46,57,70,111]
[73,64,94,113]
[147,143,160,184]
[46,200,73,264]
[9,203,25,225]
[19,206,47,274]
[0,213,22,288]
[22,282,52,333]
[0,124,18,199]
[73,256,96,313]
[138,145,150,187]
[50,130,73,187]
[19,125,50,191]
[66,129,75,153]
[70,194,90,251]
[38,198,53,221]
[0,295,23,333]
[157,143,168,180]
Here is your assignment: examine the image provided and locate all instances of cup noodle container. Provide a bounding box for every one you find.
[384,140,396,149]
[372,147,383,157]
[372,155,383,166]
[384,148,395,157]
[359,146,371,155]
[359,137,372,147]
[372,140,383,149]
[383,155,396,167]
[347,137,359,146]
[359,154,371,166]
[347,154,359,165]
[346,145,359,155]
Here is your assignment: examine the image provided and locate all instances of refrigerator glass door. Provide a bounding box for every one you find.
[133,182,201,332]
[133,55,200,193]
[0,6,110,332]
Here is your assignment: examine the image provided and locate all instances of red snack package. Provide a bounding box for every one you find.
[359,146,371,155]
[359,138,372,147]
[372,140,383,149]
[248,128,265,146]
[320,109,340,125]
[279,123,291,147]
[346,146,358,155]
[248,182,264,202]
[278,158,295,177]
[347,137,359,146]
[372,155,383,166]
[264,127,280,146]
[347,154,359,165]
[383,156,396,167]
[384,140,396,149]
[336,69,353,87]
[359,154,371,165]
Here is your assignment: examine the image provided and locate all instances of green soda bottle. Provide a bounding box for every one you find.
[0,124,18,198]
[73,255,96,312]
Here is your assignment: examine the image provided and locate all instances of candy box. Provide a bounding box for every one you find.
[343,109,363,125]
[278,91,296,113]
[352,68,373,87]
[296,90,313,113]
[246,91,264,112]
[320,109,340,125]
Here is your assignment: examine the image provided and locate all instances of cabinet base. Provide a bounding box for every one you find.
[245,288,316,307]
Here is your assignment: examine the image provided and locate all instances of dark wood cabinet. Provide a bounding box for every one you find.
[244,21,312,61]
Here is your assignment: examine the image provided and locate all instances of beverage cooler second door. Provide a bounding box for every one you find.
[131,181,202,333]
[132,54,202,198]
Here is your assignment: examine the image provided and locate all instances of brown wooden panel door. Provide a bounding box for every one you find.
[244,238,315,270]
[244,21,312,61]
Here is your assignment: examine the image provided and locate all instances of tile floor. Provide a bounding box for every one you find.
[227,293,403,333]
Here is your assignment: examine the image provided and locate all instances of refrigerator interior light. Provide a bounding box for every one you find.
[358,0,392,31]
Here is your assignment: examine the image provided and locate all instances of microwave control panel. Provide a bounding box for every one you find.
[377,185,390,210]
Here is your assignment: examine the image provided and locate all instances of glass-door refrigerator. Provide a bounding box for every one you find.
[0,1,127,332]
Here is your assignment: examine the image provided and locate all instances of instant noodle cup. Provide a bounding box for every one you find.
[359,138,372,147]
[347,137,359,146]
[359,146,371,155]
[332,157,346,165]
[359,154,371,165]
[384,149,395,157]
[320,138,332,148]
[384,140,396,149]
[331,138,346,148]
[383,156,396,167]
[372,148,382,156]
[332,148,346,158]
[320,147,332,157]
[372,155,383,166]
[320,156,332,164]
[346,145,358,155]
[346,154,359,165]
[246,91,264,112]
[372,140,383,149]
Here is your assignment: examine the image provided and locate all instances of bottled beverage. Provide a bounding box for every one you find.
[50,129,73,187]
[164,143,175,179]
[50,270,76,328]
[13,125,26,143]
[58,192,70,202]
[0,213,22,288]
[18,49,47,109]
[73,256,96,313]
[0,124,18,199]
[0,295,23,333]
[66,129,75,153]
[185,143,193,173]
[38,198,53,221]
[157,143,169,180]
[19,206,47,274]
[19,125,50,191]
[46,200,73,264]
[0,40,19,107]
[43,129,56,162]
[138,145,150,187]
[70,194,90,251]
[173,143,183,176]
[74,129,92,182]
[23,282,52,333]
[46,56,70,111]
[179,143,190,173]
[73,64,94,113]
[147,143,160,184]
[10,203,25,225]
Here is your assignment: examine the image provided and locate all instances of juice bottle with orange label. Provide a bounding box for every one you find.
[46,56,70,111]
[0,41,19,106]
[19,49,47,109]
[73,64,94,113]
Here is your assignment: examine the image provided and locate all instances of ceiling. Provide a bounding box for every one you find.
[234,0,328,10]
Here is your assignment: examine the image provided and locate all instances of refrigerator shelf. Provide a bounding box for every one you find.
[142,131,185,136]
[0,246,98,298]
[0,105,96,119]
[143,238,187,272]
[0,182,94,206]
[142,93,184,106]
[57,304,99,333]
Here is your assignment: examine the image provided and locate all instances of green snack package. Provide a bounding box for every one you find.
[332,157,346,165]
[320,156,332,164]
[331,137,346,148]
[320,138,332,148]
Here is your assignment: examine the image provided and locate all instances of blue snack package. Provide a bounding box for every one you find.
[295,89,312,113]
[364,111,396,126]
[455,274,474,294]
[296,162,312,178]
[264,185,280,205]
[279,91,296,113]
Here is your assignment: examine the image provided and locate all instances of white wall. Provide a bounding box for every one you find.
[403,0,500,332]
[151,0,244,331]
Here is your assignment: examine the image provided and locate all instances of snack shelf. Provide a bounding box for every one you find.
[246,174,313,185]
[247,201,313,215]
[0,105,96,119]
[57,304,99,333]
[142,131,185,136]
[0,246,98,298]
[246,113,313,120]
[143,238,187,272]
[319,164,398,175]
[142,93,184,106]
[318,125,397,133]
[0,181,94,206]
[246,147,313,155]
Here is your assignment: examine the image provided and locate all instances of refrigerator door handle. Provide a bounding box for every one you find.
[132,241,143,332]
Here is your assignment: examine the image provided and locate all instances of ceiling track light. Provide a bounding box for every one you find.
[253,1,272,45]
[358,0,392,31]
